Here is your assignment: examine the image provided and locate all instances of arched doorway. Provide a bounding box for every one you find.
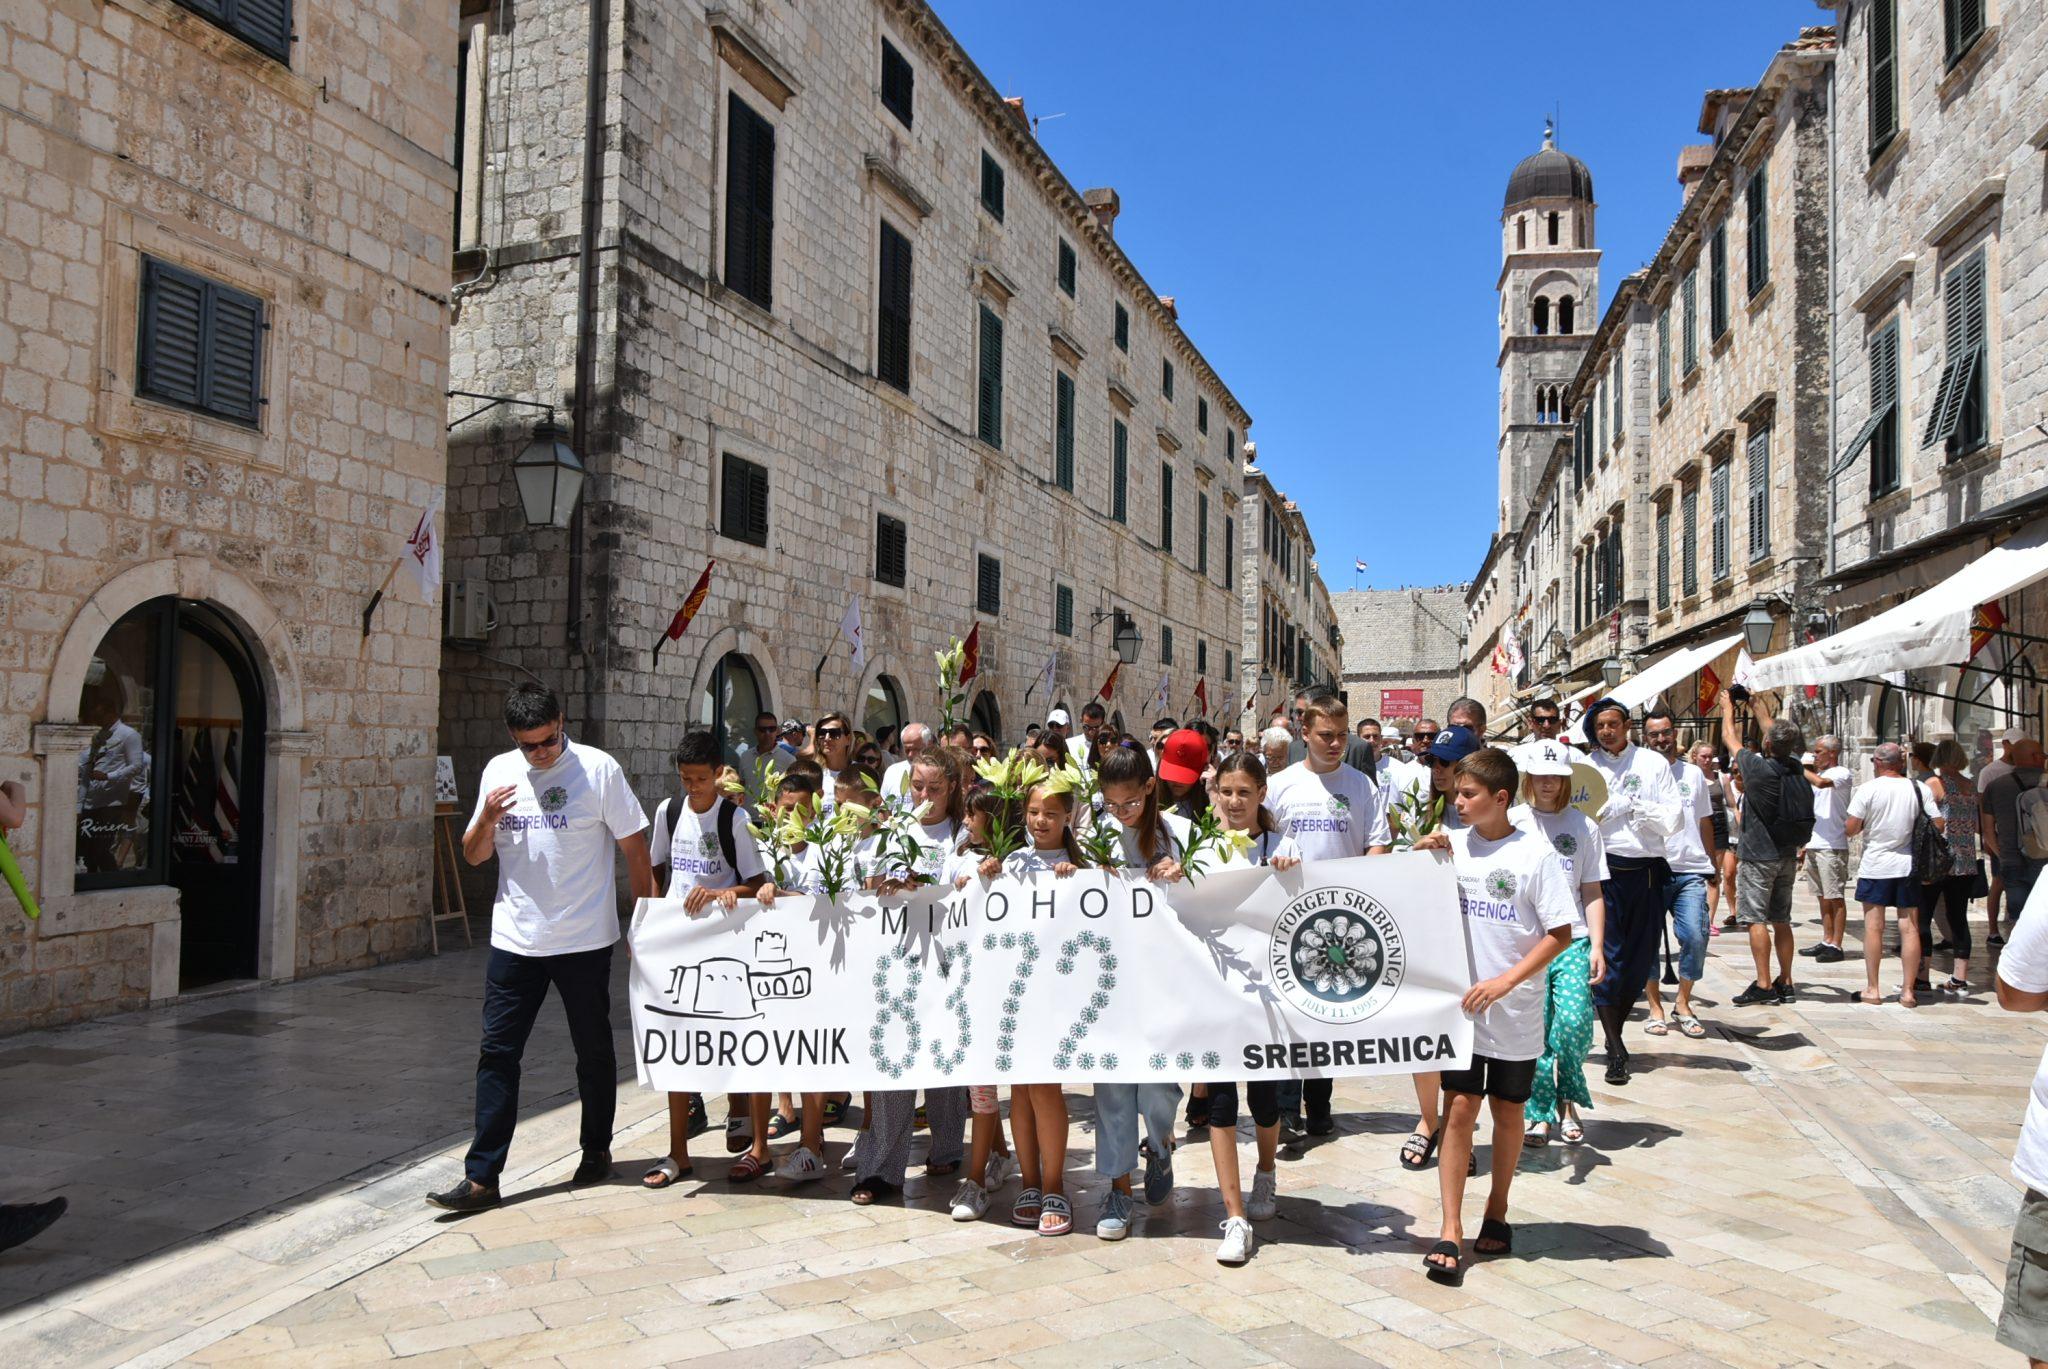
[697,651,769,770]
[968,690,1002,745]
[76,599,267,987]
[863,675,904,746]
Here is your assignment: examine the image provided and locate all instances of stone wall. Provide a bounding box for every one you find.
[1334,588,1467,726]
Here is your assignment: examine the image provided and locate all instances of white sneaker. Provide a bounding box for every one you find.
[949,1179,989,1221]
[774,1145,825,1182]
[1216,1216,1255,1265]
[1247,1169,1278,1221]
[1096,1190,1134,1240]
[983,1152,1015,1191]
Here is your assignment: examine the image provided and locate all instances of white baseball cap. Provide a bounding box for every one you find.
[1046,708,1071,727]
[1513,739,1576,778]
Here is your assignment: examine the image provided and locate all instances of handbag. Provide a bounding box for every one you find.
[1971,858,1990,900]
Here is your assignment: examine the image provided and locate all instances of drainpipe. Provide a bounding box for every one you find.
[568,0,609,663]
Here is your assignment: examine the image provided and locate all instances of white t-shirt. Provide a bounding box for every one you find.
[880,760,912,801]
[1846,775,1937,880]
[1663,759,1716,875]
[775,842,827,897]
[1447,825,1579,1061]
[1092,810,1193,873]
[1996,880,2048,1193]
[1266,763,1393,860]
[1513,804,1606,939]
[1003,846,1074,877]
[818,766,843,816]
[474,740,648,957]
[1586,742,1683,860]
[1217,828,1303,869]
[1807,765,1853,851]
[1376,754,1430,803]
[863,818,966,885]
[652,795,766,892]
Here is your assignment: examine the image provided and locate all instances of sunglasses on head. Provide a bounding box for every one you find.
[517,729,563,754]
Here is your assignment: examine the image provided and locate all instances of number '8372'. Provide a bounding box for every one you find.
[868,929,1118,1078]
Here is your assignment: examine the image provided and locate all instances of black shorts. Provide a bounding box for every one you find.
[1440,1053,1538,1105]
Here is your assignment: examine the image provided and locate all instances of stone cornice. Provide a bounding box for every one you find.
[864,154,934,221]
[707,7,801,109]
[1924,175,2006,250]
[1852,255,1916,314]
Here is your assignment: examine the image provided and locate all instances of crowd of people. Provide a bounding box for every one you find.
[426,677,2048,1289]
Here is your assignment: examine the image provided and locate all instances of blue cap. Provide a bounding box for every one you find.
[1429,724,1482,764]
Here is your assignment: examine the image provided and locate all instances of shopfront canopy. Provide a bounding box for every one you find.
[1746,523,2048,691]
[1612,634,1744,713]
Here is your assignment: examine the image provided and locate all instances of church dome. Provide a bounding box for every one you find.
[1504,128,1593,209]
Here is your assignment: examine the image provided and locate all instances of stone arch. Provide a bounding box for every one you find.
[683,625,788,734]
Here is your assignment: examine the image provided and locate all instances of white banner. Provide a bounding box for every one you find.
[628,854,1473,1093]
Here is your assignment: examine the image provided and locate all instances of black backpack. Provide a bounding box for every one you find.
[1757,757,1814,852]
[655,792,740,896]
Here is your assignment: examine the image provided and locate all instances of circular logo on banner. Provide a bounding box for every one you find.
[1269,889,1406,1024]
[539,785,569,813]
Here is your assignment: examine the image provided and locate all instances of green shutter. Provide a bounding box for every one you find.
[1745,165,1768,296]
[1160,463,1174,551]
[1057,239,1076,297]
[137,256,266,425]
[1656,308,1671,403]
[724,93,775,309]
[877,221,912,391]
[1681,270,1698,374]
[980,150,1004,221]
[1054,371,1074,490]
[1114,302,1128,352]
[1746,426,1770,561]
[977,305,1003,447]
[1197,491,1209,574]
[880,39,914,127]
[1709,224,1728,339]
[1869,0,1897,156]
[1111,420,1127,523]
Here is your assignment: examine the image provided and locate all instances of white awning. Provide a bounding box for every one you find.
[1747,521,2048,690]
[1611,634,1744,712]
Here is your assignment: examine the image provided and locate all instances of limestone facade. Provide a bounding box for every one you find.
[1237,464,1341,730]
[1335,587,1469,730]
[0,0,457,1030]
[439,0,1250,807]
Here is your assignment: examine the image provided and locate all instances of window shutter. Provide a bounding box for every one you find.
[1224,516,1234,587]
[1054,371,1075,491]
[1160,463,1174,551]
[1612,359,1623,433]
[204,282,265,423]
[1656,308,1671,403]
[1197,397,1208,434]
[1114,302,1128,352]
[1057,239,1076,297]
[1681,270,1698,374]
[977,305,1003,447]
[1745,166,1768,296]
[1746,427,1771,560]
[1111,420,1127,523]
[1224,425,1235,463]
[980,151,1004,221]
[1056,584,1073,636]
[880,39,914,127]
[1711,464,1731,580]
[1681,486,1698,595]
[724,94,774,309]
[1656,507,1670,608]
[1161,625,1173,665]
[137,258,207,412]
[1708,224,1728,339]
[1869,0,1897,155]
[877,221,912,392]
[976,554,1001,615]
[875,514,907,587]
[1197,491,1209,575]
[1162,360,1173,399]
[230,0,292,62]
[1924,251,1987,450]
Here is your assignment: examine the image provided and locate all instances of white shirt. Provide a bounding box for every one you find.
[1846,775,1937,880]
[818,766,843,816]
[1513,804,1607,939]
[79,720,149,810]
[1265,762,1393,860]
[1003,846,1073,877]
[475,740,647,957]
[1663,758,1716,875]
[1092,810,1193,872]
[1066,735,1093,771]
[652,795,767,891]
[1376,753,1431,803]
[1998,880,2048,1192]
[880,760,912,801]
[1586,742,1683,861]
[1447,825,1579,1060]
[1807,765,1853,851]
[862,818,966,885]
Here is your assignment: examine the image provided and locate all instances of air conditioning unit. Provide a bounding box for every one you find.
[443,576,495,644]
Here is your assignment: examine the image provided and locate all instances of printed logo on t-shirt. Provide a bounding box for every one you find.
[540,785,569,813]
[1485,869,1517,900]
[696,833,721,860]
[1551,833,1577,857]
[1620,774,1642,794]
[1289,792,1354,835]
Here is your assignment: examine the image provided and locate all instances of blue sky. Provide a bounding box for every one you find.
[937,1,1817,590]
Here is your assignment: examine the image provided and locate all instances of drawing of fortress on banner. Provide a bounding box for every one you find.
[655,932,813,1020]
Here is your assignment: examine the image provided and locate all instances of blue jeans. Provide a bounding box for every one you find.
[466,945,617,1185]
[1663,871,1709,983]
[2005,857,2044,924]
[1092,1082,1181,1179]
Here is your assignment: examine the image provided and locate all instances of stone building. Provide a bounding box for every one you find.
[439,0,1251,804]
[0,2,458,1030]
[1817,0,2048,752]
[1238,461,1341,730]
[1335,587,1469,731]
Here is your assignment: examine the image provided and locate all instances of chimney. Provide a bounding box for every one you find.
[1003,96,1028,130]
[1157,295,1177,321]
[1083,186,1120,238]
[1676,145,1714,203]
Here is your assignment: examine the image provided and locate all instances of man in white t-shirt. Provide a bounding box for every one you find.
[880,722,930,802]
[1360,716,1429,804]
[1264,691,1392,1135]
[1993,879,2048,1364]
[430,685,653,1214]
[1582,698,1682,1084]
[1845,742,1942,1007]
[1798,734,1853,961]
[1643,708,1715,1037]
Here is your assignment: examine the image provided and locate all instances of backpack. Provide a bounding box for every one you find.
[655,792,740,895]
[1911,785,1952,882]
[1756,756,1814,853]
[2018,778,2048,862]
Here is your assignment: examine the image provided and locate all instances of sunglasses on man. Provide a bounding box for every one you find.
[516,728,564,754]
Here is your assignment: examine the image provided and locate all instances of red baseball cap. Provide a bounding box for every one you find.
[1157,729,1210,787]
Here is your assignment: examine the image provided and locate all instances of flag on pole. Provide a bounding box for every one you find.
[960,623,981,684]
[839,595,865,672]
[1697,664,1722,714]
[654,561,715,663]
[1191,678,1209,716]
[1026,652,1057,703]
[1971,601,2006,659]
[1354,559,1367,574]
[1096,660,1121,701]
[1152,672,1171,714]
[401,490,444,603]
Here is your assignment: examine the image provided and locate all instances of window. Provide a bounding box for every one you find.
[1197,492,1209,575]
[874,513,907,587]
[174,0,291,64]
[1547,211,1559,245]
[1746,425,1771,561]
[1053,371,1075,492]
[1923,248,1989,456]
[1057,239,1076,297]
[1680,485,1699,596]
[720,452,769,546]
[1225,425,1236,463]
[1114,301,1129,352]
[1708,224,1729,340]
[876,221,912,392]
[976,553,1001,615]
[1111,420,1128,523]
[1842,320,1901,494]
[1224,648,1234,684]
[1945,0,1986,67]
[1595,378,1606,452]
[136,258,266,426]
[1558,296,1575,335]
[1160,463,1174,551]
[1869,0,1898,158]
[979,150,1004,221]
[1161,625,1174,665]
[1533,296,1550,335]
[1745,164,1769,297]
[1224,516,1235,588]
[1710,462,1731,580]
[1681,269,1699,375]
[723,92,775,309]
[1162,359,1174,400]
[1197,638,1208,674]
[1656,307,1671,404]
[1055,584,1074,637]
[976,304,1003,448]
[1655,505,1671,609]
[1517,217,1526,250]
[1611,357,1623,435]
[1197,397,1209,434]
[880,38,914,126]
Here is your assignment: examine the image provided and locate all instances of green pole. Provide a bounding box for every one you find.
[0,834,39,921]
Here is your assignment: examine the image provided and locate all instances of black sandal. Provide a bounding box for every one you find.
[1399,1127,1440,1170]
[849,1177,899,1206]
[1475,1216,1513,1257]
[765,1111,794,1140]
[1423,1239,1466,1286]
[822,1094,851,1125]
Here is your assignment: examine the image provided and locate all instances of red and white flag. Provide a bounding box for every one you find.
[401,491,444,603]
[1097,660,1121,701]
[655,561,715,662]
[960,623,982,684]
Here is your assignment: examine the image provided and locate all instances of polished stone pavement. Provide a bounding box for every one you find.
[0,887,2036,1368]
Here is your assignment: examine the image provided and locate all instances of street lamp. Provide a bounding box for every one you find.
[448,391,587,529]
[1258,667,1276,695]
[1742,603,1778,658]
[1601,655,1625,690]
[1112,611,1142,665]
